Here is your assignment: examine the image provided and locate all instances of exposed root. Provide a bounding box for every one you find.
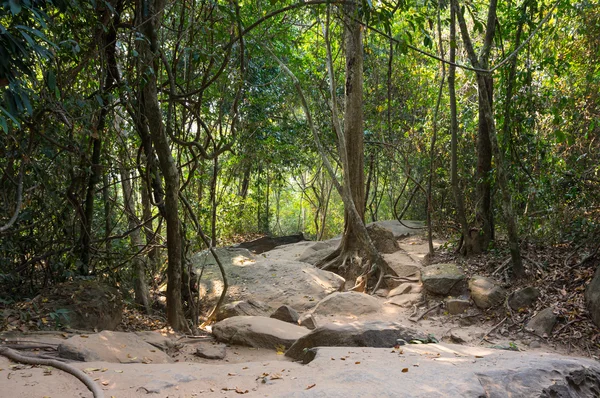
[0,347,104,398]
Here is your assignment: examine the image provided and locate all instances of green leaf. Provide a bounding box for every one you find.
[9,0,22,15]
[47,70,56,91]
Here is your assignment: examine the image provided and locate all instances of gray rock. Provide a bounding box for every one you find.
[216,299,269,321]
[366,223,400,254]
[285,320,430,361]
[388,283,421,298]
[58,331,173,363]
[298,245,336,265]
[468,275,507,309]
[135,331,175,352]
[366,220,425,238]
[311,292,383,316]
[386,293,422,308]
[421,263,467,296]
[527,307,558,336]
[529,340,542,349]
[212,316,309,350]
[298,313,317,330]
[194,342,226,359]
[446,298,471,315]
[270,305,300,324]
[508,286,540,311]
[586,266,600,328]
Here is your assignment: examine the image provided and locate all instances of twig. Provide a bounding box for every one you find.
[410,302,442,323]
[568,242,600,271]
[492,256,511,276]
[480,316,507,343]
[0,347,104,398]
[552,318,584,336]
[522,255,545,274]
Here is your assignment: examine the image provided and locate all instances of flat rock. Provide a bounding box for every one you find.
[297,241,337,265]
[298,313,317,330]
[285,320,429,361]
[366,220,425,238]
[388,282,421,297]
[382,252,421,279]
[526,307,558,336]
[217,299,269,321]
[421,263,466,296]
[508,286,540,311]
[386,293,422,307]
[58,331,173,363]
[194,342,226,360]
[310,292,383,316]
[135,331,176,352]
[445,298,471,315]
[212,316,309,350]
[468,275,507,309]
[366,223,400,253]
[192,250,345,312]
[270,305,300,324]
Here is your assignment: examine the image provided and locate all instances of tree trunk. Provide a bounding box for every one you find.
[136,0,187,331]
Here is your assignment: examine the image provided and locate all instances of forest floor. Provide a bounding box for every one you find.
[1,225,599,397]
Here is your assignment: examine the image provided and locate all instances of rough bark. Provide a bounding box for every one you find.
[136,0,187,331]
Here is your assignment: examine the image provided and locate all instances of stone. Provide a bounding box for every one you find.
[194,342,226,360]
[270,305,300,324]
[366,220,425,238]
[135,331,176,352]
[446,298,471,315]
[508,286,540,311]
[421,263,467,296]
[298,242,337,266]
[216,299,269,321]
[586,266,600,328]
[366,223,400,254]
[526,308,558,336]
[529,340,542,349]
[58,331,173,363]
[468,275,507,309]
[212,316,309,350]
[235,233,306,254]
[285,320,430,361]
[388,283,422,298]
[192,254,345,313]
[386,293,422,308]
[31,280,123,331]
[298,313,317,330]
[311,292,383,316]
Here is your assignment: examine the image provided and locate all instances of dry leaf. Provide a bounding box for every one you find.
[235,387,249,394]
[306,384,316,390]
[401,368,409,373]
[228,372,237,376]
[102,381,109,386]
[270,373,282,380]
[355,362,360,364]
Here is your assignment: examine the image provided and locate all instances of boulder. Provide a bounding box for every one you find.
[526,307,558,336]
[311,292,383,316]
[235,233,306,254]
[58,331,173,363]
[366,223,400,254]
[298,241,337,265]
[285,320,430,361]
[445,298,471,315]
[191,252,345,312]
[468,275,507,309]
[216,299,269,321]
[298,313,317,330]
[31,280,123,331]
[212,316,309,349]
[366,220,424,238]
[194,342,226,360]
[388,283,422,297]
[270,305,300,324]
[508,286,540,311]
[386,293,422,308]
[586,267,600,327]
[135,331,176,352]
[421,263,466,296]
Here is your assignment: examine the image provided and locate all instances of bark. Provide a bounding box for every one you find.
[120,164,151,313]
[136,0,187,331]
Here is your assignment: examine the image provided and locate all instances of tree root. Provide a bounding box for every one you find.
[0,347,104,398]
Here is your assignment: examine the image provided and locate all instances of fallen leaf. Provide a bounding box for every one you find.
[271,373,282,380]
[355,362,360,364]
[402,368,409,373]
[102,381,109,386]
[235,387,249,394]
[306,384,316,390]
[228,373,237,376]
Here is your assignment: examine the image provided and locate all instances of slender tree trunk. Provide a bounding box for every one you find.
[136,0,187,331]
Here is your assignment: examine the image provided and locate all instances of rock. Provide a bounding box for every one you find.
[212,316,309,349]
[382,252,421,280]
[192,251,345,312]
[366,223,400,254]
[388,283,421,297]
[529,340,542,349]
[270,305,300,324]
[468,275,507,309]
[445,298,471,315]
[31,280,123,331]
[386,293,422,308]
[366,220,425,238]
[216,300,269,321]
[586,266,600,328]
[58,331,173,363]
[235,233,306,254]
[448,329,470,344]
[298,313,317,330]
[194,342,226,360]
[135,331,175,352]
[285,320,430,361]
[421,263,466,296]
[297,242,337,265]
[311,292,383,316]
[526,307,558,336]
[508,286,540,311]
